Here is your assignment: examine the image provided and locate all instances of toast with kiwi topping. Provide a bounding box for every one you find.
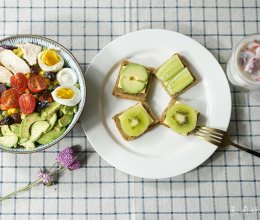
[113,102,158,141]
[155,54,197,97]
[160,99,199,135]
[112,60,154,101]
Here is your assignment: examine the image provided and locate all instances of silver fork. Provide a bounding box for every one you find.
[193,126,260,157]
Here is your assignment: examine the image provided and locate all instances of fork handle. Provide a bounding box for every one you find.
[230,142,260,157]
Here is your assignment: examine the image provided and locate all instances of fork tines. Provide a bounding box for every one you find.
[194,126,223,146]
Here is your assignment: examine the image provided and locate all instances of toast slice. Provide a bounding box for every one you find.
[112,60,154,102]
[113,102,158,141]
[160,99,199,135]
[155,54,197,98]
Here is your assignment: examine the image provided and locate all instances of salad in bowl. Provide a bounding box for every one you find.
[0,35,86,153]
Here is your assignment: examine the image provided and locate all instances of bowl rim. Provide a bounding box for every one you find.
[0,34,86,154]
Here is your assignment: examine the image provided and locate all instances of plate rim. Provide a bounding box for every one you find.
[82,29,231,178]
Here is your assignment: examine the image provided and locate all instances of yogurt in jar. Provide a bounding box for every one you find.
[227,34,260,90]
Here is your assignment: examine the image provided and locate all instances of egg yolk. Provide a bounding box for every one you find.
[56,88,74,99]
[42,50,60,66]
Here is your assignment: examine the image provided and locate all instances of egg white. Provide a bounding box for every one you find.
[57,68,78,86]
[37,50,64,72]
[51,85,81,106]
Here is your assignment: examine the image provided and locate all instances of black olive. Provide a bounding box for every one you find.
[30,66,40,74]
[44,72,56,81]
[0,116,15,125]
[36,101,49,111]
[11,113,22,123]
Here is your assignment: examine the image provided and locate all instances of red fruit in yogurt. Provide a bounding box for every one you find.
[245,57,260,73]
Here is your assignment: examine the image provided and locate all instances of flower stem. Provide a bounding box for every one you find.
[0,164,67,203]
[0,178,42,202]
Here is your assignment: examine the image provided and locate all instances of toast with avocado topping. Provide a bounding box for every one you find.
[112,60,154,101]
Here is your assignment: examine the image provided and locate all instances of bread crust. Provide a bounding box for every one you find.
[112,102,158,141]
[154,53,197,98]
[112,60,155,101]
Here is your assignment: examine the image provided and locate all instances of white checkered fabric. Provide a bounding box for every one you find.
[0,0,259,219]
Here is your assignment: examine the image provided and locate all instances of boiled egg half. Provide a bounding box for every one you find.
[51,85,81,106]
[57,68,78,86]
[38,49,64,72]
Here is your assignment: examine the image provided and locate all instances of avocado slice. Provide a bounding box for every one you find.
[1,125,16,136]
[21,141,35,150]
[47,113,57,131]
[10,124,21,137]
[119,63,148,94]
[20,113,42,139]
[58,114,73,127]
[120,77,146,94]
[41,102,61,120]
[19,138,28,145]
[60,106,74,115]
[0,135,18,148]
[37,126,66,145]
[29,121,50,142]
[120,63,148,81]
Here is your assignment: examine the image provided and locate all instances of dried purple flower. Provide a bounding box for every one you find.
[68,160,80,171]
[0,146,81,202]
[56,147,80,170]
[38,170,53,185]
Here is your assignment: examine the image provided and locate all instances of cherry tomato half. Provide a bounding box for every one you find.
[28,75,47,93]
[10,73,28,93]
[1,89,20,108]
[19,94,36,114]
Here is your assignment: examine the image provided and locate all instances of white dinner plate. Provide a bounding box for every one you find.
[81,29,231,179]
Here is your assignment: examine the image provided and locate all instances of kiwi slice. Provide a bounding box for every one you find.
[165,102,197,135]
[119,106,150,137]
[166,67,194,95]
[156,54,185,82]
[120,63,148,94]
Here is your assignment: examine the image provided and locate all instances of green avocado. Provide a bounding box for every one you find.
[41,102,61,120]
[29,121,50,142]
[37,126,66,145]
[20,113,42,139]
[47,113,57,131]
[58,114,73,127]
[21,141,35,150]
[60,106,75,115]
[10,124,21,137]
[0,135,18,148]
[1,125,15,136]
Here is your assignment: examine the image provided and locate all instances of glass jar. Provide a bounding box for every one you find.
[227,34,260,91]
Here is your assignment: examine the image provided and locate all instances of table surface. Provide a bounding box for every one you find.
[0,0,260,220]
